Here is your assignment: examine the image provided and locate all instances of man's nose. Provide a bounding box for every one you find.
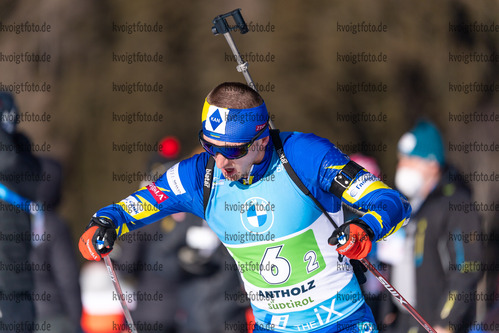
[214,153,230,168]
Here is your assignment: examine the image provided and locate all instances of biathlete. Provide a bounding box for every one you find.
[79,82,411,332]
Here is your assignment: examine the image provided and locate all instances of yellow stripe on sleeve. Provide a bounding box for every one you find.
[366,211,384,230]
[363,181,391,196]
[326,164,346,170]
[117,195,160,220]
[379,218,406,240]
[118,223,130,237]
[133,195,160,219]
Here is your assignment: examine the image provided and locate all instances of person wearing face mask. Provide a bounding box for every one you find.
[384,120,483,333]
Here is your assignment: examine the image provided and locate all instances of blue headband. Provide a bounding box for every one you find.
[201,99,269,143]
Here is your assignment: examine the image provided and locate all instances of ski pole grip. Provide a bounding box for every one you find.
[212,8,248,35]
[338,232,347,245]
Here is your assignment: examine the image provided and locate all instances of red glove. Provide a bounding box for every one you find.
[79,217,117,261]
[328,219,374,259]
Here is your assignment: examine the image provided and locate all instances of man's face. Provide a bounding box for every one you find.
[202,135,269,181]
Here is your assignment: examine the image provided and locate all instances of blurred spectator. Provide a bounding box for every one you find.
[175,216,248,333]
[383,120,483,333]
[30,156,82,332]
[0,92,40,332]
[115,209,192,332]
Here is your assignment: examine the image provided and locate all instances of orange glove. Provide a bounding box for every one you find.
[79,217,117,261]
[328,219,374,260]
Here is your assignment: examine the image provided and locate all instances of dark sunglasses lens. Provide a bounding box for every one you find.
[219,146,247,159]
[199,130,250,159]
[201,140,247,159]
[199,138,214,155]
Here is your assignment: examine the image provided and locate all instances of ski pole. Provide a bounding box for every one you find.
[212,9,436,333]
[212,9,254,89]
[359,257,436,333]
[103,255,138,333]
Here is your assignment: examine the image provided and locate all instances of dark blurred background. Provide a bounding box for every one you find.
[0,0,497,324]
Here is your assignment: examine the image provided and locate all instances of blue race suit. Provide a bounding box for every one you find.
[95,131,411,332]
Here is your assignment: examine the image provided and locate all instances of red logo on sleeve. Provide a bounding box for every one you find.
[146,184,169,203]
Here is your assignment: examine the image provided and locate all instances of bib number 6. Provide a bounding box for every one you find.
[259,245,291,285]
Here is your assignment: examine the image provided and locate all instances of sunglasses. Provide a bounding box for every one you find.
[198,123,269,160]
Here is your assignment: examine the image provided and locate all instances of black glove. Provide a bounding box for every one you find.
[79,217,117,261]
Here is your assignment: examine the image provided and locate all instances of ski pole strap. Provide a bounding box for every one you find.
[203,156,215,217]
[328,160,364,199]
[270,129,340,230]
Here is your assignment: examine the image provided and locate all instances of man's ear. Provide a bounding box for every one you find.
[251,136,270,154]
[260,136,270,147]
